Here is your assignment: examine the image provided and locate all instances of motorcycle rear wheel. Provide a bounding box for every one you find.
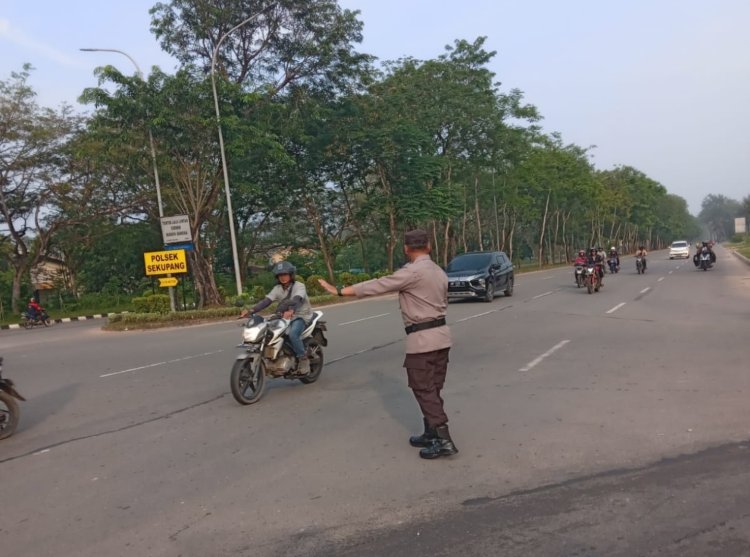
[586,278,593,294]
[230,357,266,405]
[299,342,324,384]
[0,391,19,440]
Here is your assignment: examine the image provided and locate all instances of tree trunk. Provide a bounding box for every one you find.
[538,189,552,268]
[306,198,335,282]
[474,175,483,250]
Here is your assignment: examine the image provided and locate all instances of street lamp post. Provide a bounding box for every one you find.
[211,4,276,297]
[80,48,175,311]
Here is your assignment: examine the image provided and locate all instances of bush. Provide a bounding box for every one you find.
[250,285,267,301]
[337,272,357,286]
[132,294,170,314]
[109,306,239,324]
[305,274,326,296]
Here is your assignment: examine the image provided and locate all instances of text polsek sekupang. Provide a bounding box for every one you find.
[145,252,186,274]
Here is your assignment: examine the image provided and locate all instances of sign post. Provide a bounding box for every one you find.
[158,215,192,312]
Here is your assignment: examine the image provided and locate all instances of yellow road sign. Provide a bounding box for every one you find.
[158,277,179,287]
[144,249,187,276]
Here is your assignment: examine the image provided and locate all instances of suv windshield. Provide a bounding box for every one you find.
[671,242,688,248]
[446,253,492,272]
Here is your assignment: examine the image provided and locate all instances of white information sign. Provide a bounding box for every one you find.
[735,217,746,234]
[160,215,192,244]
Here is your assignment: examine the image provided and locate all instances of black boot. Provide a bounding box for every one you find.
[419,425,458,459]
[409,418,436,448]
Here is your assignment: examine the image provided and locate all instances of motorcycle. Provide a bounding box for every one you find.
[21,309,51,329]
[635,256,646,274]
[574,264,584,288]
[699,251,713,271]
[0,357,25,440]
[230,311,328,405]
[583,265,601,294]
[608,258,619,274]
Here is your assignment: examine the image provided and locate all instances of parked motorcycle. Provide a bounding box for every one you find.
[583,265,601,294]
[20,309,51,329]
[635,256,646,274]
[608,258,619,274]
[0,357,25,440]
[574,264,584,288]
[230,312,328,404]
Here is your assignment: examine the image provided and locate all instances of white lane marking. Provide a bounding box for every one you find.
[541,276,554,281]
[338,313,390,326]
[668,271,673,275]
[455,310,496,323]
[327,348,371,364]
[34,449,51,455]
[640,287,651,294]
[519,340,570,372]
[606,302,626,314]
[658,277,665,282]
[100,350,224,378]
[533,291,553,299]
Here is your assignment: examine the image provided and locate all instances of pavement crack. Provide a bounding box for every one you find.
[0,394,227,465]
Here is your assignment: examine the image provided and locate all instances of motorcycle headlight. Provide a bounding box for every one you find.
[243,320,267,343]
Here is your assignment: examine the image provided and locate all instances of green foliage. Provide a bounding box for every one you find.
[250,285,267,301]
[305,275,326,296]
[132,294,171,314]
[109,307,239,324]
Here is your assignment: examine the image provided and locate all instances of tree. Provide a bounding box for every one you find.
[0,66,85,312]
[699,194,742,241]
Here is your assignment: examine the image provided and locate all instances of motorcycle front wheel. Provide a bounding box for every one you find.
[230,357,266,405]
[586,277,593,294]
[299,342,324,385]
[0,391,19,440]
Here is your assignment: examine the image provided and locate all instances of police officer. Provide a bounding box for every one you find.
[318,229,457,460]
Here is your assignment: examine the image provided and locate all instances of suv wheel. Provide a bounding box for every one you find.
[504,276,514,297]
[483,282,494,302]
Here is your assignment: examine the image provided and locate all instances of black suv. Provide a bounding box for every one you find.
[445,251,514,302]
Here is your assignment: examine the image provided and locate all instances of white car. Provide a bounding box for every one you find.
[669,240,690,259]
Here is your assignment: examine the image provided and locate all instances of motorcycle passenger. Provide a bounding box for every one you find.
[241,261,313,374]
[635,245,648,271]
[27,298,43,321]
[573,249,587,283]
[587,248,604,283]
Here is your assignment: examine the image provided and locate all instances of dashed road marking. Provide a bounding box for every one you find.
[519,340,571,372]
[455,310,497,323]
[532,291,553,299]
[338,313,390,326]
[640,287,651,294]
[658,277,665,282]
[606,302,626,314]
[100,350,224,378]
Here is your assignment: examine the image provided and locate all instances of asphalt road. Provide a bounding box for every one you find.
[1,247,749,557]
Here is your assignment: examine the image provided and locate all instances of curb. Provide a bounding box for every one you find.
[729,249,750,266]
[0,311,129,331]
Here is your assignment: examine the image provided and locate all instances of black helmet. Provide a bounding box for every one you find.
[272,261,296,279]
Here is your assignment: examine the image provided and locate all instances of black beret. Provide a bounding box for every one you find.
[404,229,429,248]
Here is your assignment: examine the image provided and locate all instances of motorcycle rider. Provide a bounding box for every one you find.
[635,245,648,271]
[241,261,313,374]
[694,241,716,266]
[608,246,620,272]
[26,298,43,322]
[573,249,587,283]
[587,247,604,283]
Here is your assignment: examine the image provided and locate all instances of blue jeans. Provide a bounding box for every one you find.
[287,318,307,358]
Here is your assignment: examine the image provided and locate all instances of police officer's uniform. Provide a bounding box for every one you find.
[351,229,457,459]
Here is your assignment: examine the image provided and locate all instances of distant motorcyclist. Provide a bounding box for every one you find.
[694,242,716,266]
[26,298,43,321]
[573,249,587,283]
[608,246,620,272]
[635,245,648,271]
[240,261,313,374]
[587,247,604,282]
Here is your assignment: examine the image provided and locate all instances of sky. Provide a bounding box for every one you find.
[1,0,749,215]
